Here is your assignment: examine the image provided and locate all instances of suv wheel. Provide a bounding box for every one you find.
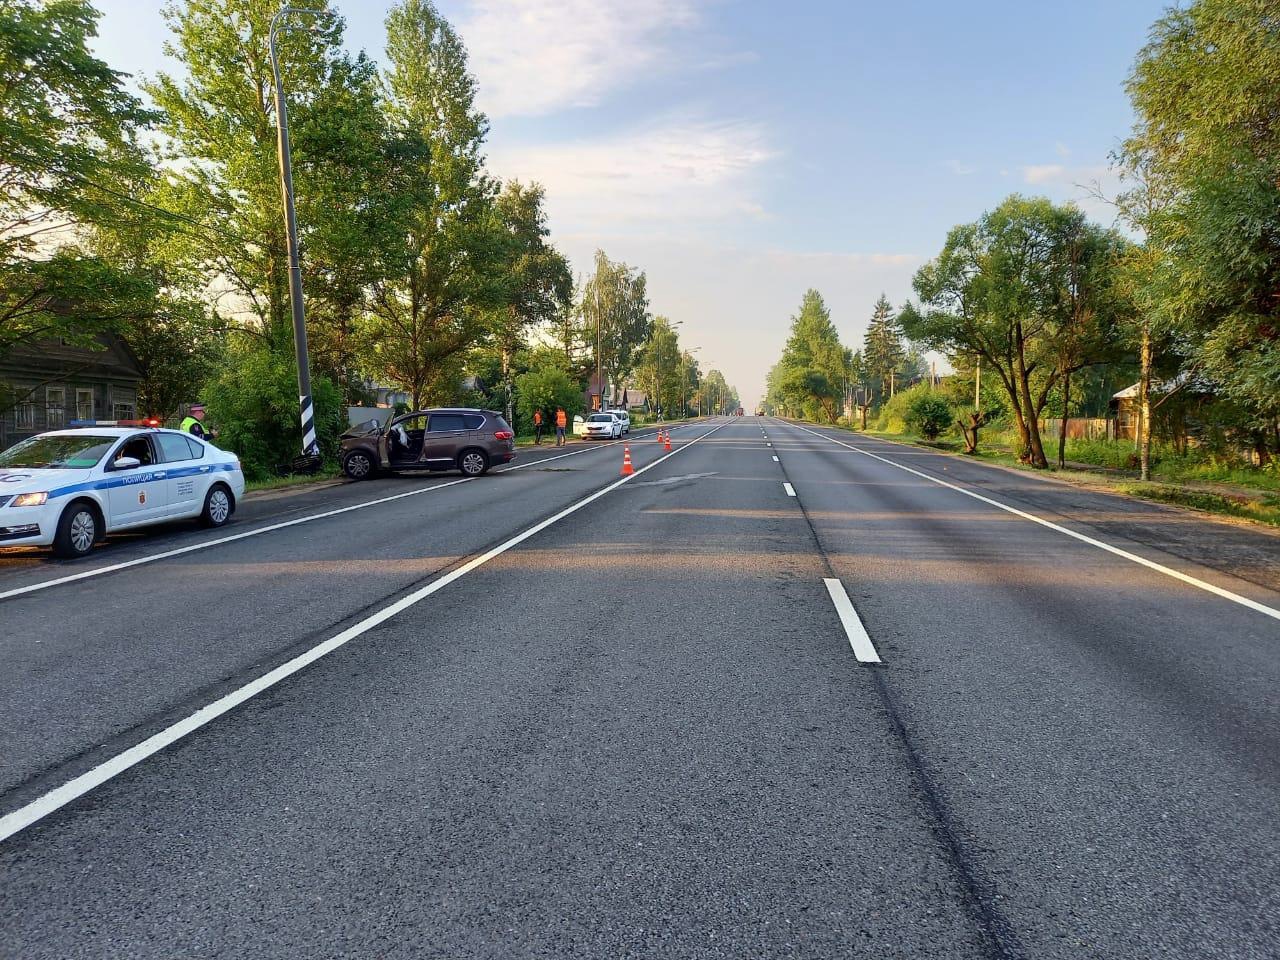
[343,450,375,480]
[458,449,488,477]
[53,501,99,559]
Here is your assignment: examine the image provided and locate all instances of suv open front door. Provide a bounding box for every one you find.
[379,414,427,469]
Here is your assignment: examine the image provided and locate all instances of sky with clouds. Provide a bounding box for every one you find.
[90,0,1170,408]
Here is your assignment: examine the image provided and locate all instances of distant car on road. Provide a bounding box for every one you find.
[0,427,244,558]
[605,409,632,435]
[583,412,624,440]
[340,408,514,480]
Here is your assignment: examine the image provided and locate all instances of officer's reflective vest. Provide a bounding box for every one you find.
[180,416,204,437]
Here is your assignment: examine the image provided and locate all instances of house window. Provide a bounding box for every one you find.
[15,391,36,431]
[113,402,135,420]
[76,388,93,421]
[46,386,66,429]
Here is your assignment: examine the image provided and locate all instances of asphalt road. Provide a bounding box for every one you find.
[1,416,1277,959]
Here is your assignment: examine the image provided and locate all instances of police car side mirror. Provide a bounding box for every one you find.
[113,456,142,470]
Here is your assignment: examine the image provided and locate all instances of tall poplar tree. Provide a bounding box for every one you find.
[363,0,507,408]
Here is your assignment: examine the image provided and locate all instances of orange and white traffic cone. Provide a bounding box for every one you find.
[655,428,663,443]
[620,445,634,476]
[663,430,672,452]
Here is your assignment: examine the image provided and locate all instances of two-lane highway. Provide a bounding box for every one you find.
[1,416,1277,958]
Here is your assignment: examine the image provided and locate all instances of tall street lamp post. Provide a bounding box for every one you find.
[269,5,330,459]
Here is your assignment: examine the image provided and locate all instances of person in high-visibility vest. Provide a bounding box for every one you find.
[555,408,568,446]
[533,409,543,445]
[179,404,214,440]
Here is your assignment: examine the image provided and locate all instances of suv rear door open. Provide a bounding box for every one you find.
[419,412,468,467]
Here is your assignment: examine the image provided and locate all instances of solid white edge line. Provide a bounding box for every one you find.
[783,482,797,497]
[823,577,882,664]
[0,418,731,844]
[0,477,473,602]
[783,419,1280,623]
[0,423,688,602]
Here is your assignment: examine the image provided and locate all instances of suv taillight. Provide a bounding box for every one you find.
[494,430,514,440]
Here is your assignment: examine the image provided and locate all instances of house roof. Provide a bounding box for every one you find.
[1112,370,1211,400]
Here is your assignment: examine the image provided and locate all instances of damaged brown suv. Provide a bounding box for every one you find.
[340,408,515,480]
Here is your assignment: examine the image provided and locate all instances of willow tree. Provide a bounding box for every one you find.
[1123,0,1280,463]
[904,196,1122,468]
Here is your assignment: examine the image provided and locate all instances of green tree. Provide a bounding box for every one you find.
[147,0,381,353]
[487,181,572,426]
[514,351,581,432]
[903,196,1123,468]
[862,294,905,402]
[580,250,652,402]
[0,0,156,401]
[202,342,344,479]
[362,0,508,409]
[1123,0,1280,463]
[697,368,736,416]
[635,316,684,418]
[772,290,850,423]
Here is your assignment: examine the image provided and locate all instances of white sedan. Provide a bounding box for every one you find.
[583,412,623,440]
[0,427,245,558]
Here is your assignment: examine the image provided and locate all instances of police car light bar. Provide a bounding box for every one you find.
[68,418,163,428]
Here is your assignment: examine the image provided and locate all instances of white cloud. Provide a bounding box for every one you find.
[1019,161,1123,225]
[457,0,702,117]
[1022,163,1067,185]
[486,117,776,228]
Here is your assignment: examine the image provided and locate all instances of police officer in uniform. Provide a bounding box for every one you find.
[180,404,213,440]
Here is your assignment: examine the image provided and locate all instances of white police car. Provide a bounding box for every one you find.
[0,426,245,558]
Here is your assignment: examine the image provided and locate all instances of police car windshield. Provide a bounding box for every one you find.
[0,434,117,469]
[588,414,614,422]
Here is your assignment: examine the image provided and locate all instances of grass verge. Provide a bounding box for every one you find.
[846,426,1280,528]
[245,471,339,494]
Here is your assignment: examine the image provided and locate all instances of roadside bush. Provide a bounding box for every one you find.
[514,363,581,435]
[874,383,936,434]
[905,392,954,440]
[202,344,344,481]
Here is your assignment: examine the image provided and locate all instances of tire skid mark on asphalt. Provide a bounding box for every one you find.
[0,419,732,845]
[770,420,1027,960]
[781,418,1280,623]
[0,420,714,603]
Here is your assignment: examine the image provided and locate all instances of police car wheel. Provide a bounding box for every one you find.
[200,485,233,528]
[343,451,374,480]
[53,502,99,559]
[458,449,488,477]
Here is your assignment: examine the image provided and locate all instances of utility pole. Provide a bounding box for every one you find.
[269,5,330,460]
[594,281,602,412]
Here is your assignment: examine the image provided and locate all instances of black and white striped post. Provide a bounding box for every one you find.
[269,6,329,460]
